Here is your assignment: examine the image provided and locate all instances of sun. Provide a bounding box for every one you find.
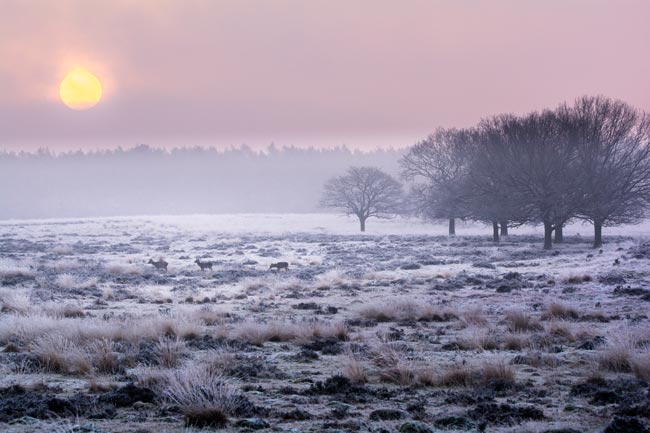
[59,67,103,110]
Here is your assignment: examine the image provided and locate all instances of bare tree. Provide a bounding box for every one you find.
[477,111,581,249]
[560,96,650,248]
[320,166,403,232]
[465,126,531,242]
[400,128,474,235]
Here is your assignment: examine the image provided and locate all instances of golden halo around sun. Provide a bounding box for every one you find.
[59,68,103,110]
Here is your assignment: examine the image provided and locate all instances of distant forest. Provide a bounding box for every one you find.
[0,145,404,219]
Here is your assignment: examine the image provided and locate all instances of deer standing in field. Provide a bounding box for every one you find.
[269,261,289,271]
[194,258,213,271]
[148,258,168,272]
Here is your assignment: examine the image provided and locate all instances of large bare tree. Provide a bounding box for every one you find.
[477,111,582,249]
[560,96,650,248]
[320,166,403,232]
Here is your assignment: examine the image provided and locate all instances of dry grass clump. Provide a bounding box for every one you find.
[0,259,36,278]
[457,326,500,351]
[232,319,347,346]
[436,364,475,387]
[505,310,543,333]
[161,363,247,428]
[0,289,31,314]
[193,308,231,327]
[369,342,416,386]
[481,359,516,383]
[31,334,92,375]
[104,262,143,275]
[340,353,368,384]
[359,299,456,323]
[630,350,650,380]
[232,321,298,346]
[154,337,189,368]
[597,330,639,372]
[545,321,576,343]
[89,338,122,374]
[563,273,593,284]
[200,349,238,375]
[156,315,204,340]
[502,333,530,351]
[542,302,580,321]
[0,310,208,354]
[378,359,416,386]
[461,306,489,326]
[55,273,98,290]
[132,366,169,390]
[437,359,515,387]
[43,303,86,318]
[51,245,74,255]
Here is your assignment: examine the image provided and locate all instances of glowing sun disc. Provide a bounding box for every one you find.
[59,68,103,110]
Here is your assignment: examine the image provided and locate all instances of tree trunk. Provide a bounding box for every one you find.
[543,221,553,250]
[554,224,563,244]
[359,216,366,232]
[492,221,500,243]
[594,221,603,248]
[500,221,508,236]
[448,218,456,236]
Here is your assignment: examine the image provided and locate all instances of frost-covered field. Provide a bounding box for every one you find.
[0,214,649,433]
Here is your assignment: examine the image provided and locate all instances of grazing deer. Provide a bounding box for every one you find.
[148,258,168,271]
[269,261,289,271]
[194,258,213,271]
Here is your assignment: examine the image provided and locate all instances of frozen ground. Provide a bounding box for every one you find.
[0,214,649,433]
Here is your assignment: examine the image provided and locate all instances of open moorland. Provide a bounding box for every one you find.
[0,214,649,433]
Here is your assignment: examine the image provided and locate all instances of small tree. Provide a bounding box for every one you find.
[320,166,403,232]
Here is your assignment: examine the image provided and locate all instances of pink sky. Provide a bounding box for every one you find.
[1,0,649,151]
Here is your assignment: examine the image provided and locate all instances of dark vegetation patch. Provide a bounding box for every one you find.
[368,408,408,420]
[302,337,343,355]
[467,402,544,425]
[0,383,154,422]
[613,285,650,301]
[570,377,650,417]
[603,416,650,433]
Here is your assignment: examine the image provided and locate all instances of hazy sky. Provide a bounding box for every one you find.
[1,0,649,151]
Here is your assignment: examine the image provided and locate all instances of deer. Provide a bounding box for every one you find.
[269,261,289,271]
[148,258,168,271]
[194,258,213,271]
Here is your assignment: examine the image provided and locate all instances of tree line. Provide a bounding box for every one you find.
[321,96,650,248]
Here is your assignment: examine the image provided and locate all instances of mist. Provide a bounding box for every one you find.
[0,144,402,219]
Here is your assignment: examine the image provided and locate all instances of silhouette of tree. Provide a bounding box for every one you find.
[560,96,650,248]
[320,166,403,232]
